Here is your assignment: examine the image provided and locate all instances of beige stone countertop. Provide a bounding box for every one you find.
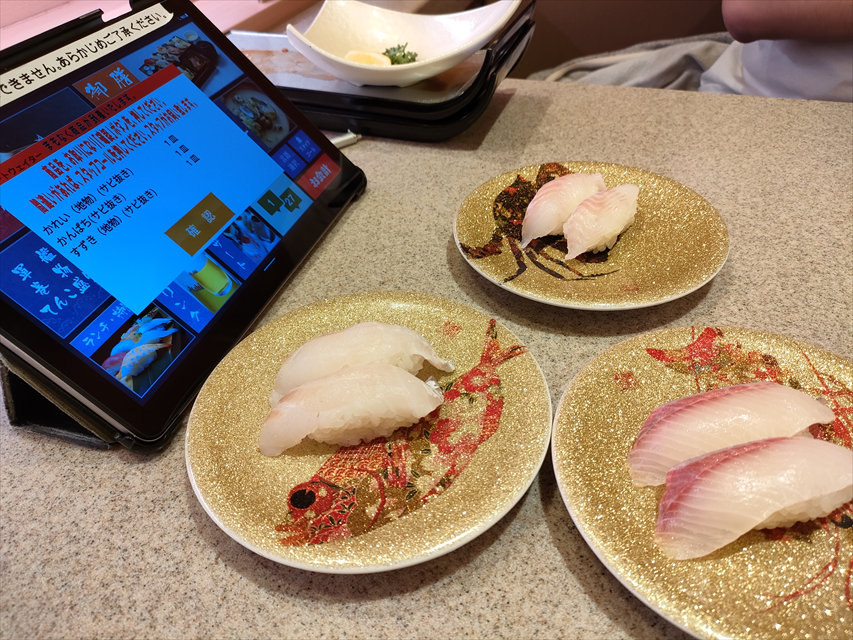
[2,79,852,640]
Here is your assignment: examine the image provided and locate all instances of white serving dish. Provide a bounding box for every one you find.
[285,0,521,87]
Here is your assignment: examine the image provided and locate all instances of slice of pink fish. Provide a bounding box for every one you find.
[562,183,638,259]
[627,382,836,486]
[655,436,853,560]
[519,172,606,248]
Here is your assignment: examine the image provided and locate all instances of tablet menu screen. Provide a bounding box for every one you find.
[0,2,355,438]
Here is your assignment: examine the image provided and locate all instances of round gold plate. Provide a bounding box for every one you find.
[454,161,729,309]
[552,325,853,640]
[186,291,552,573]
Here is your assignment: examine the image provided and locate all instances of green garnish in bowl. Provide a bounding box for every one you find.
[383,43,418,65]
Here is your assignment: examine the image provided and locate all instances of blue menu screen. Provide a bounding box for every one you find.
[0,14,343,401]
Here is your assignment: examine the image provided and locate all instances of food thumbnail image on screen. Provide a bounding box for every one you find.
[127,25,240,95]
[175,252,239,314]
[220,79,291,150]
[92,304,190,396]
[208,209,279,280]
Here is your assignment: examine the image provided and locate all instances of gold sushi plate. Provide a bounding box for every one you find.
[186,291,552,573]
[454,161,730,310]
[552,325,853,640]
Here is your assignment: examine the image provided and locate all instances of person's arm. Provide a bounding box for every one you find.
[722,0,853,42]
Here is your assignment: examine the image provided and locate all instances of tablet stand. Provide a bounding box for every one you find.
[1,363,114,449]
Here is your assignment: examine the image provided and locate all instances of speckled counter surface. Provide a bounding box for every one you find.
[2,79,852,640]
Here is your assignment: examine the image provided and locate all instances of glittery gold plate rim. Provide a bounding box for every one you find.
[185,290,552,574]
[551,326,853,640]
[453,161,729,310]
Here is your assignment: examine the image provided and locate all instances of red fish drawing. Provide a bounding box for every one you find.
[645,326,799,391]
[274,319,526,546]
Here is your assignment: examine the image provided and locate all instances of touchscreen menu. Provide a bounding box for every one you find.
[0,4,344,405]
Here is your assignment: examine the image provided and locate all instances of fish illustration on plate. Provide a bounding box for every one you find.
[274,319,526,545]
[459,162,619,283]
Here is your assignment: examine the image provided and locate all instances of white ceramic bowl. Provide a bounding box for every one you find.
[285,0,522,87]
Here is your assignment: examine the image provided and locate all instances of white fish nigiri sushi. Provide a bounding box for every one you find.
[520,172,606,248]
[655,436,853,559]
[627,382,836,486]
[269,322,454,406]
[260,363,444,456]
[563,183,639,259]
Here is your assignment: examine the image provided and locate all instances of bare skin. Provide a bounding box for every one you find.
[722,0,853,42]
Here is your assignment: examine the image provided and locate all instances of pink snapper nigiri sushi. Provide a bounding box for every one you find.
[563,183,639,260]
[627,382,836,486]
[269,322,454,407]
[520,172,606,248]
[260,362,444,456]
[655,436,853,559]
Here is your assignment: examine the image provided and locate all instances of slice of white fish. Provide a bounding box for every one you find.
[519,172,606,248]
[563,183,639,259]
[259,362,444,456]
[269,322,454,407]
[627,381,836,486]
[655,436,853,560]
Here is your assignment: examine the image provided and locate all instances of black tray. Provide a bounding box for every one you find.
[228,0,534,141]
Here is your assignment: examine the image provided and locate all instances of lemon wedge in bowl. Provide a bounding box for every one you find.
[344,50,392,66]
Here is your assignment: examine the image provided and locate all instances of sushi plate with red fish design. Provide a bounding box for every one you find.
[454,161,729,310]
[551,325,853,640]
[186,290,552,573]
